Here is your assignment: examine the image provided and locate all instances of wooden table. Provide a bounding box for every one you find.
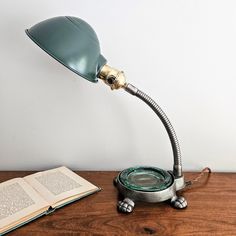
[0,171,235,236]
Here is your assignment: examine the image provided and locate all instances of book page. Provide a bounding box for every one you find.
[0,178,49,232]
[24,166,99,206]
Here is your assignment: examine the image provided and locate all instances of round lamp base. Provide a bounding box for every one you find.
[119,166,173,192]
[114,166,187,213]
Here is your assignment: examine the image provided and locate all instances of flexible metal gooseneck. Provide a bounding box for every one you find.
[125,83,182,178]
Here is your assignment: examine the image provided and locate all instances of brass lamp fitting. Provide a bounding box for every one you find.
[98,64,126,90]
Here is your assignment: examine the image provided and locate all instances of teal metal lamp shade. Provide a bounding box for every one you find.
[26,16,107,82]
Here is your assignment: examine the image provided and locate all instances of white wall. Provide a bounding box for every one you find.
[0,0,235,171]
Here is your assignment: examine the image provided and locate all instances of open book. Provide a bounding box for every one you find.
[0,166,100,235]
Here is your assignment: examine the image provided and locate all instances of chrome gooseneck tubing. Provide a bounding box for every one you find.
[124,83,182,178]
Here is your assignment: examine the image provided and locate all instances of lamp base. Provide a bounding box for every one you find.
[114,166,187,213]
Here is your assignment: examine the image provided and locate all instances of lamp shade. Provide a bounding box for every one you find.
[26,16,107,82]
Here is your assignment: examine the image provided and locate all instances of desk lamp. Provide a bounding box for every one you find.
[26,16,187,213]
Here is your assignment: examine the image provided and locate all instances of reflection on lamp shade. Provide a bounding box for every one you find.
[26,16,107,82]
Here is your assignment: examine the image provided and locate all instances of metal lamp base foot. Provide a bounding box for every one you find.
[118,198,135,213]
[117,195,187,213]
[170,196,187,209]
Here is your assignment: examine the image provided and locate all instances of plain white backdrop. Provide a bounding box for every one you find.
[0,0,235,171]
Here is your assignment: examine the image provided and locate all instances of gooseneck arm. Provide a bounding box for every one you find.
[124,83,182,178]
[98,64,183,178]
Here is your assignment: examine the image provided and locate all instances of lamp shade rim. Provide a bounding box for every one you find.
[25,28,104,82]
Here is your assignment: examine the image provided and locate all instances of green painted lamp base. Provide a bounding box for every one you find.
[118,166,173,192]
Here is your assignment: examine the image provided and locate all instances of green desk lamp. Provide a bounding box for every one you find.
[26,16,187,213]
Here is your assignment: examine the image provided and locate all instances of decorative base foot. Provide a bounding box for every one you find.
[170,196,187,209]
[118,198,135,213]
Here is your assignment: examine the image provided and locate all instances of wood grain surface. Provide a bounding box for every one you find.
[0,171,235,236]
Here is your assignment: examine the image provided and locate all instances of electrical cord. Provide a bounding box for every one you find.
[185,167,211,188]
